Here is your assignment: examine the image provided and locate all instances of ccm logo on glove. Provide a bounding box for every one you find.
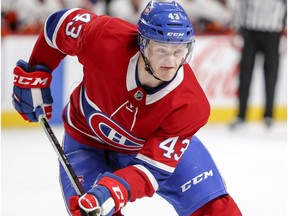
[12,60,53,122]
[13,66,52,88]
[111,186,126,210]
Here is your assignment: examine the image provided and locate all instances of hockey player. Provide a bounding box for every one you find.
[12,1,242,215]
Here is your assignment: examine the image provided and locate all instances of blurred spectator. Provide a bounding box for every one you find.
[1,0,100,36]
[107,0,149,24]
[2,0,235,35]
[178,0,234,34]
[1,0,62,35]
[1,0,17,36]
[107,0,234,33]
[1,10,18,36]
[230,0,287,129]
[59,0,97,11]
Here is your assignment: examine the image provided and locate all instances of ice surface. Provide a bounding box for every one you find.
[1,122,287,216]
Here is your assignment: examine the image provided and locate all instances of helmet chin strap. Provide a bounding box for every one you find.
[139,52,163,81]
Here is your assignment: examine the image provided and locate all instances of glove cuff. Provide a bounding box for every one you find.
[13,66,52,88]
[97,172,130,213]
[87,185,116,216]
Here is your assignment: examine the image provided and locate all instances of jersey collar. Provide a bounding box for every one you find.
[126,52,184,105]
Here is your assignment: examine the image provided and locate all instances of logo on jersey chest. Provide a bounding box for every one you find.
[88,112,145,151]
[134,90,144,101]
[128,87,146,106]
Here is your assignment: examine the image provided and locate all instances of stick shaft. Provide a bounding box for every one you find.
[38,115,84,195]
[38,115,99,216]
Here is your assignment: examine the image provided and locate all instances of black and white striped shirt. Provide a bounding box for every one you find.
[233,0,287,32]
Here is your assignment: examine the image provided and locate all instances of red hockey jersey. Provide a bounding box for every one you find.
[28,8,210,201]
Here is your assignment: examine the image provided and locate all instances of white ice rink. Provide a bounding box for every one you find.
[1,122,287,216]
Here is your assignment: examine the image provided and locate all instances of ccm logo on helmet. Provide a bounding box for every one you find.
[167,32,184,37]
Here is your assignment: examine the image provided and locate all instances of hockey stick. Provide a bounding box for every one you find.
[38,114,98,216]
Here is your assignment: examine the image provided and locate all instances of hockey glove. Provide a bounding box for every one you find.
[69,172,130,216]
[12,59,53,122]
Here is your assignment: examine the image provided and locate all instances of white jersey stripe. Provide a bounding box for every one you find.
[136,153,175,173]
[44,8,79,52]
[133,164,159,192]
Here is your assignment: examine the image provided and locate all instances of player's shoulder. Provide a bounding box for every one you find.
[179,64,204,93]
[173,64,210,108]
[182,63,197,80]
[46,8,136,34]
[89,15,137,36]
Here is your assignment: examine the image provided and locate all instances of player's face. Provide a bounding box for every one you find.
[145,41,188,81]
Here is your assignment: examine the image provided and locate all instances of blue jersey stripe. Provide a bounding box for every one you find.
[45,9,70,44]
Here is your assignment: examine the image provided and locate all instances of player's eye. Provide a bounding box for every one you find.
[175,49,183,55]
[156,48,166,54]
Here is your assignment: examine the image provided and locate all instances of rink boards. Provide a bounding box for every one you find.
[2,35,287,127]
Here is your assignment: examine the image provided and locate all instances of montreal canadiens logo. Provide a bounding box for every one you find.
[88,112,145,151]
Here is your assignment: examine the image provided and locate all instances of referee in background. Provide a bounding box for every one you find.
[230,0,287,129]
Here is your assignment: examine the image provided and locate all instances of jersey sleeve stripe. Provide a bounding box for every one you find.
[136,153,175,173]
[132,164,159,192]
[44,8,79,51]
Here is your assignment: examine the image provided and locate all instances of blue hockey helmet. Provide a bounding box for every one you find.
[138,1,194,45]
